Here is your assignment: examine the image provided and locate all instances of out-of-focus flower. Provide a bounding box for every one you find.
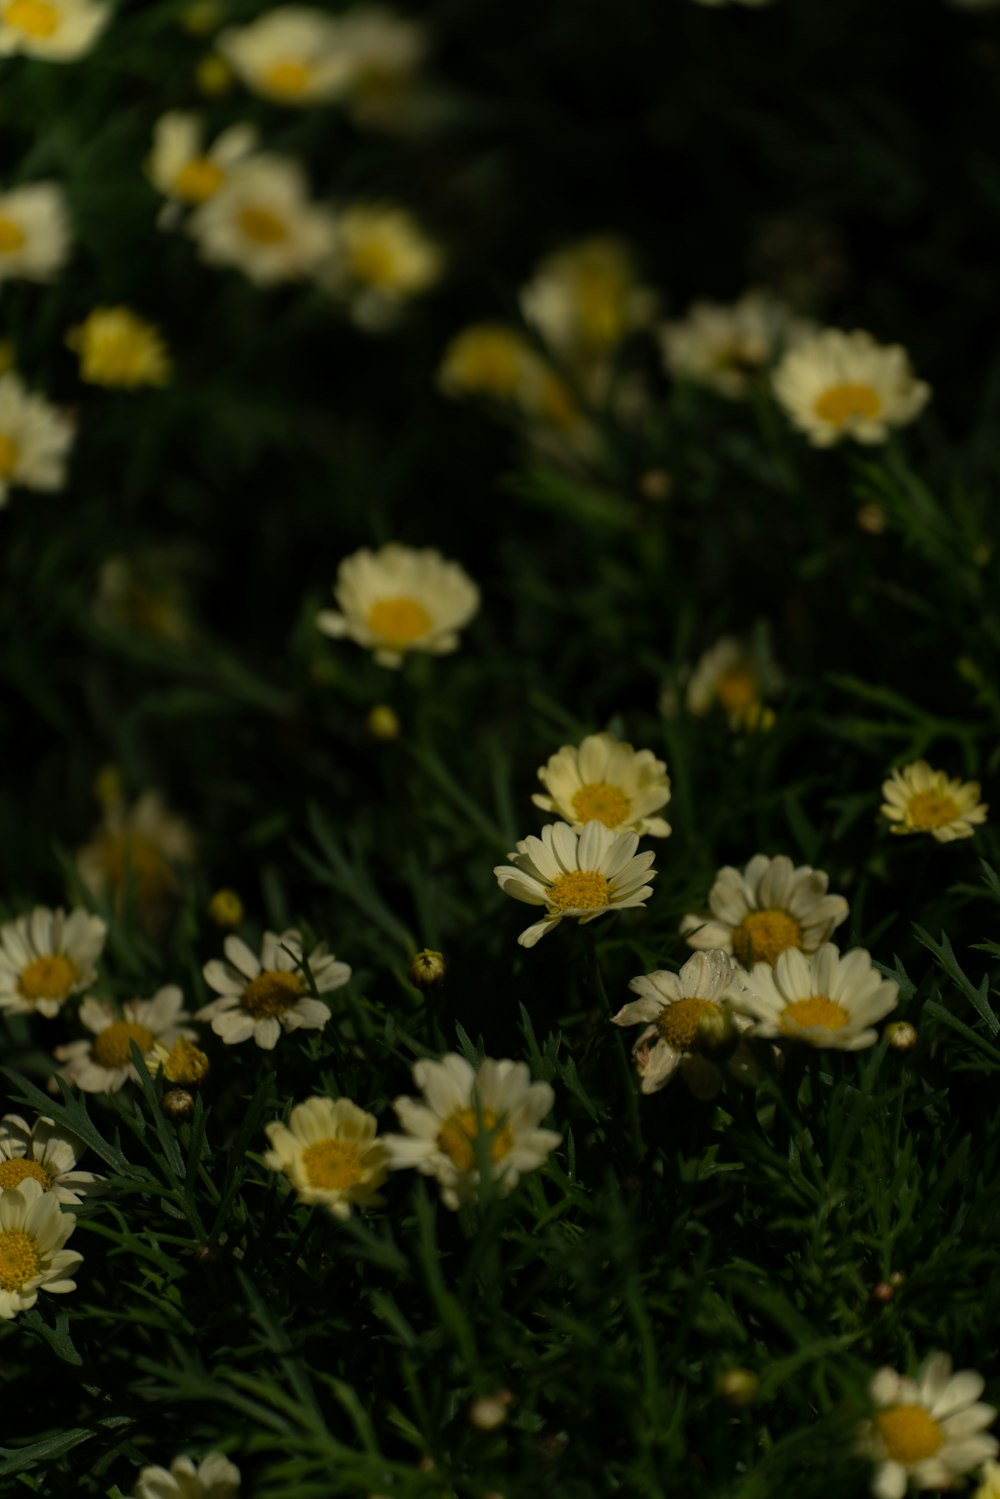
[55,988,196,1093]
[660,290,810,399]
[264,1096,388,1217]
[0,374,74,508]
[438,324,540,404]
[319,203,443,329]
[0,906,106,1020]
[131,1453,242,1499]
[772,328,930,446]
[76,789,195,931]
[682,853,849,967]
[198,930,348,1050]
[208,889,244,929]
[881,761,987,842]
[93,554,194,644]
[520,237,658,362]
[218,7,350,104]
[316,544,479,669]
[196,52,234,95]
[860,1352,998,1498]
[66,308,171,389]
[188,154,337,286]
[728,944,898,1049]
[147,113,257,227]
[0,183,71,284]
[533,732,671,838]
[684,635,783,729]
[0,0,109,60]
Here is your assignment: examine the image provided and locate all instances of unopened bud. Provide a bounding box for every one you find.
[209,888,243,928]
[857,503,888,536]
[469,1390,512,1431]
[639,468,672,502]
[868,1281,895,1308]
[885,1021,917,1052]
[716,1368,759,1407]
[409,949,446,987]
[695,1006,739,1061]
[0,340,14,377]
[367,704,401,741]
[161,1088,195,1122]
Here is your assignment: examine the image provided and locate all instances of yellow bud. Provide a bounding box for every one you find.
[885,1020,917,1052]
[181,0,223,34]
[367,704,401,741]
[164,1036,210,1086]
[209,888,243,928]
[196,53,233,96]
[716,1368,759,1407]
[468,1390,512,1431]
[409,949,446,987]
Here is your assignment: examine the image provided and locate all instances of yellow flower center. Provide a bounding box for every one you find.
[243,969,305,1018]
[238,205,289,246]
[0,215,25,254]
[655,997,721,1050]
[907,789,960,830]
[262,58,313,98]
[0,431,18,478]
[780,997,850,1034]
[92,1021,156,1069]
[302,1138,366,1191]
[731,909,801,967]
[715,667,759,716]
[0,1157,52,1191]
[18,954,79,1004]
[874,1405,944,1466]
[571,782,631,829]
[367,596,433,648]
[437,1108,514,1173]
[813,382,883,426]
[3,0,58,38]
[172,156,225,204]
[546,869,612,912]
[351,237,398,288]
[0,1230,41,1292]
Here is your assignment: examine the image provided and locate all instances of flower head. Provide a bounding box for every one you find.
[533,731,671,839]
[0,182,70,284]
[132,1452,241,1499]
[660,290,809,399]
[316,543,479,668]
[0,373,75,507]
[728,944,898,1049]
[188,154,337,287]
[861,1352,997,1498]
[494,820,656,948]
[218,6,351,105]
[319,203,443,329]
[76,789,195,932]
[384,1053,561,1208]
[681,853,848,967]
[0,905,106,1020]
[198,930,347,1050]
[0,0,109,59]
[520,237,657,360]
[147,112,257,226]
[66,308,171,389]
[0,1114,104,1204]
[684,635,782,729]
[0,1177,82,1319]
[264,1096,389,1218]
[54,988,196,1093]
[332,6,427,130]
[438,324,541,404]
[881,761,987,843]
[612,950,746,1094]
[772,327,930,446]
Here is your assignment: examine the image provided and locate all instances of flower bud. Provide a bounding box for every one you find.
[469,1390,512,1431]
[868,1281,895,1308]
[209,888,244,929]
[161,1088,195,1122]
[856,502,888,535]
[716,1368,759,1407]
[885,1021,917,1052]
[367,704,401,741]
[409,949,446,988]
[196,53,233,96]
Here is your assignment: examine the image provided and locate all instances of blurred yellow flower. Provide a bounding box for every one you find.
[66,308,171,389]
[196,52,234,95]
[520,237,657,360]
[0,0,109,61]
[881,761,987,842]
[320,203,443,329]
[208,889,244,928]
[438,324,537,403]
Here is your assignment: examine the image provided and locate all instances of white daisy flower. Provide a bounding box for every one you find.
[611,950,746,1094]
[217,6,351,105]
[0,905,106,1020]
[0,373,75,508]
[861,1351,998,1499]
[532,731,671,838]
[772,327,930,447]
[684,635,783,729]
[681,853,848,967]
[0,1177,82,1320]
[0,0,109,60]
[660,290,809,399]
[728,944,898,1049]
[494,820,657,948]
[188,154,338,287]
[384,1052,561,1209]
[881,761,987,843]
[264,1095,389,1218]
[316,543,480,669]
[520,237,658,360]
[54,987,196,1094]
[147,112,258,227]
[0,182,71,284]
[197,930,347,1050]
[0,1114,104,1204]
[319,203,443,330]
[131,1452,241,1499]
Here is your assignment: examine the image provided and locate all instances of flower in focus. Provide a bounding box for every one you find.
[612,950,746,1094]
[533,731,671,838]
[218,6,350,105]
[147,1035,210,1087]
[0,373,75,507]
[881,761,987,843]
[660,290,809,399]
[0,905,106,1020]
[384,1052,561,1209]
[132,1453,242,1499]
[0,182,71,284]
[316,543,480,668]
[66,308,171,389]
[0,0,109,60]
[54,988,196,1093]
[147,112,257,226]
[772,327,930,446]
[188,154,337,286]
[861,1351,997,1498]
[684,635,783,729]
[264,1095,389,1217]
[0,1178,82,1320]
[681,853,848,967]
[520,237,658,361]
[76,788,195,932]
[0,1114,104,1204]
[728,944,898,1049]
[198,929,347,1050]
[494,820,656,948]
[319,203,443,329]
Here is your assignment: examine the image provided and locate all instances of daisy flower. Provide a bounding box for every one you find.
[319,203,443,329]
[316,543,480,668]
[660,290,809,399]
[0,373,75,507]
[681,853,848,967]
[494,820,656,948]
[76,788,195,931]
[612,950,745,1094]
[881,761,987,843]
[861,1351,998,1498]
[264,1095,389,1218]
[217,7,350,105]
[198,930,347,1050]
[188,154,337,287]
[54,988,196,1094]
[532,731,671,838]
[0,0,109,59]
[0,1114,104,1204]
[0,182,71,284]
[728,944,898,1049]
[384,1053,561,1209]
[0,1178,82,1320]
[520,237,658,360]
[66,308,171,389]
[684,635,782,729]
[131,1453,241,1499]
[0,905,106,1019]
[147,112,257,227]
[438,323,543,404]
[772,327,930,446]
